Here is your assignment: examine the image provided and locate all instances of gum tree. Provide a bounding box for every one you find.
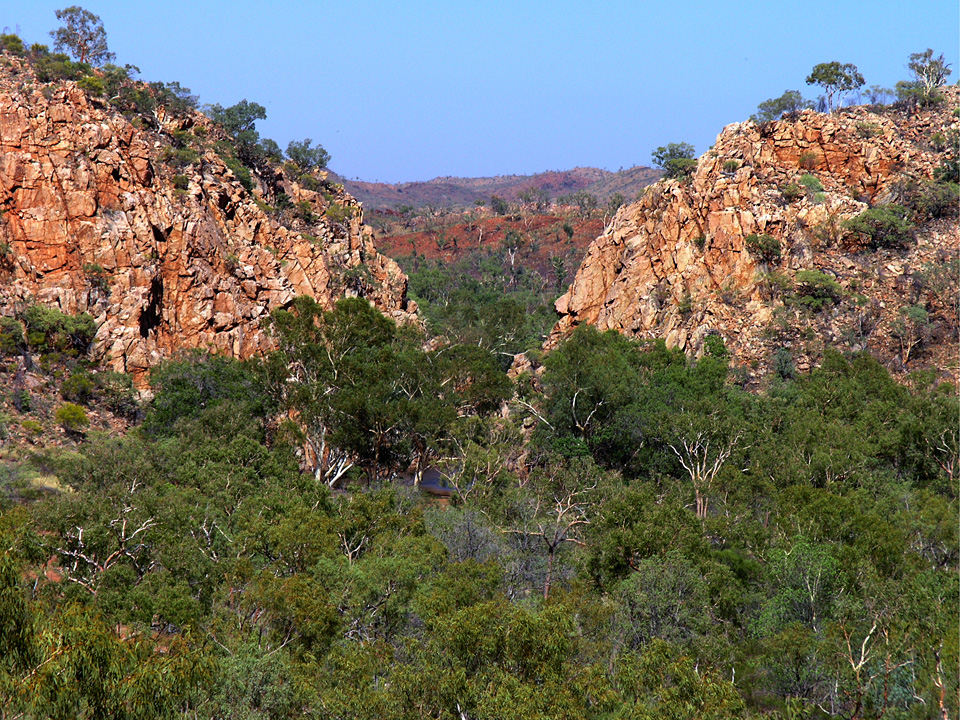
[50,6,115,65]
[806,62,865,112]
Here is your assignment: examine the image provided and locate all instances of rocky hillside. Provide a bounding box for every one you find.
[0,56,415,379]
[551,89,959,382]
[333,165,662,210]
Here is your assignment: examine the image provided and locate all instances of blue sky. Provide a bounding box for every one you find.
[2,1,957,182]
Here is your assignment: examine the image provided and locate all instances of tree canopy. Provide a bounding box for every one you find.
[651,142,697,179]
[50,6,114,65]
[805,61,865,112]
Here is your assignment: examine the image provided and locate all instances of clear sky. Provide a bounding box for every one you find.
[2,1,958,182]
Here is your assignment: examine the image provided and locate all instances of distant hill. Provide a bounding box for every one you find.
[329,166,663,210]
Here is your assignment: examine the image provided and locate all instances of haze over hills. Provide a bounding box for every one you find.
[330,165,663,210]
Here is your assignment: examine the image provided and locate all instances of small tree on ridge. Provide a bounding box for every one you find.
[50,6,114,65]
[806,62,864,112]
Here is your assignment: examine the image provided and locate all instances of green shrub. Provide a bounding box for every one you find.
[773,347,796,380]
[722,160,740,173]
[0,318,24,356]
[94,371,139,418]
[55,403,89,432]
[800,174,824,192]
[790,270,844,311]
[744,233,781,263]
[171,174,190,190]
[162,146,200,170]
[842,205,915,249]
[19,306,95,356]
[21,419,42,436]
[11,388,30,412]
[295,200,317,223]
[222,154,253,192]
[781,183,804,202]
[913,181,959,218]
[62,372,95,404]
[0,34,25,56]
[33,52,92,83]
[298,173,320,191]
[76,75,104,95]
[325,203,355,224]
[652,142,697,179]
[756,271,793,300]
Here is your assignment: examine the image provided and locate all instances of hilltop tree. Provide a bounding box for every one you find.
[897,49,953,107]
[651,142,697,179]
[286,138,330,171]
[751,90,813,123]
[805,62,865,112]
[206,99,273,167]
[50,6,114,65]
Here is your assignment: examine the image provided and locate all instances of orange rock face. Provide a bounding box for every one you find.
[0,59,415,379]
[550,88,959,376]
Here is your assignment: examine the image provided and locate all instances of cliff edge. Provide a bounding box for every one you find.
[550,88,958,380]
[0,56,415,378]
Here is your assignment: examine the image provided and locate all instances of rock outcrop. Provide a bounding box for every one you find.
[551,88,959,379]
[0,57,415,379]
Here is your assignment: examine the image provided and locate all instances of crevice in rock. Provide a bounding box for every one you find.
[139,276,163,338]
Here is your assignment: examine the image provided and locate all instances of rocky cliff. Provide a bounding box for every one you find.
[0,56,415,379]
[551,88,959,380]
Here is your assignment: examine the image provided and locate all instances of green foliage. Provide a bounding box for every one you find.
[772,346,795,380]
[32,49,92,83]
[325,202,354,225]
[799,151,819,170]
[61,370,139,417]
[751,90,812,123]
[161,145,199,169]
[805,61,865,112]
[145,351,266,435]
[216,143,254,192]
[286,137,330,170]
[405,253,557,360]
[613,640,746,719]
[19,305,95,357]
[19,419,43,438]
[799,173,823,192]
[149,80,198,113]
[897,48,953,107]
[842,204,915,249]
[652,142,697,179]
[207,100,280,174]
[490,194,509,215]
[61,371,95,404]
[933,128,960,184]
[0,317,25,356]
[722,159,740,173]
[790,269,844,311]
[0,33,25,56]
[50,5,115,65]
[780,183,803,202]
[75,73,103,95]
[744,233,781,263]
[55,402,89,431]
[265,296,511,483]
